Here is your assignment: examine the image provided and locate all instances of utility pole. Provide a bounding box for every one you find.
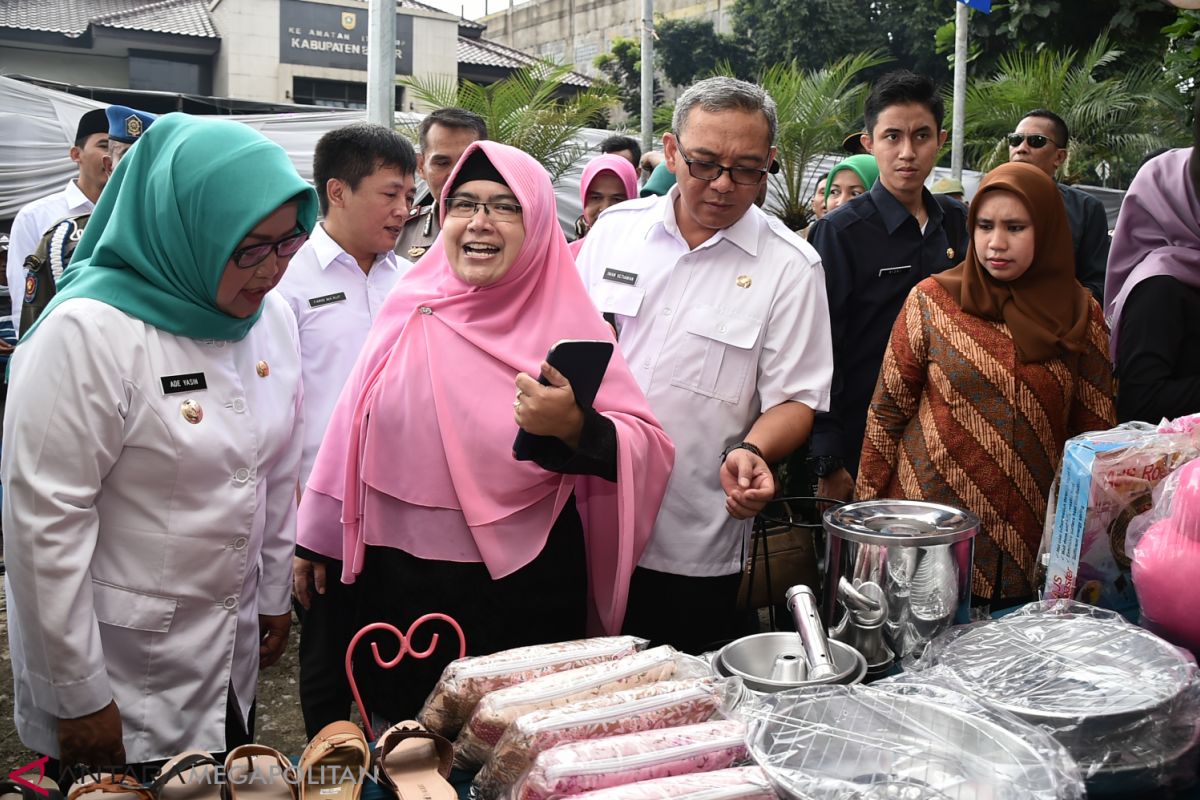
[367,0,396,126]
[640,0,654,155]
[950,2,967,180]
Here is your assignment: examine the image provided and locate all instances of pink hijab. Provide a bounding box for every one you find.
[569,154,639,258]
[1105,147,1200,361]
[298,140,674,634]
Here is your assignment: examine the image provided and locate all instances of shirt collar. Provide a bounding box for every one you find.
[63,179,93,213]
[650,185,762,256]
[871,179,944,236]
[312,223,399,272]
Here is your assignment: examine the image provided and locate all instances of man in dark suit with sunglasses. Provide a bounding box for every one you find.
[1008,109,1109,302]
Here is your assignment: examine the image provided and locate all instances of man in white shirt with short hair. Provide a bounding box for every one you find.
[576,76,833,654]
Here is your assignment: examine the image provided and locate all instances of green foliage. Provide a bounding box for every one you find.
[400,64,616,181]
[655,17,754,87]
[594,37,662,124]
[732,0,881,76]
[1163,9,1200,91]
[960,35,1188,188]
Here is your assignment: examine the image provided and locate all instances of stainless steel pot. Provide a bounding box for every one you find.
[823,500,980,663]
[714,632,866,693]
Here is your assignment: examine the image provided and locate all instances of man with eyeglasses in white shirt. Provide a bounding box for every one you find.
[576,76,833,654]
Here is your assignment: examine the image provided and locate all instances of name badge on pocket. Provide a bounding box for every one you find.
[308,292,347,308]
[878,265,912,277]
[160,372,207,395]
[602,268,638,286]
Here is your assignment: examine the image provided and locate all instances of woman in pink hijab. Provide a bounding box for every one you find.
[569,154,639,257]
[294,141,674,723]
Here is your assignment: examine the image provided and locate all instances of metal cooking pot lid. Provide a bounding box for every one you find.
[936,613,1194,720]
[823,500,980,546]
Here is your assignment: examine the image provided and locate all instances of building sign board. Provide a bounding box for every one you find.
[280,0,414,74]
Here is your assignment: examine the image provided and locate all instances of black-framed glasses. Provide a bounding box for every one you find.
[230,229,309,269]
[1006,133,1063,150]
[675,137,770,186]
[445,197,523,220]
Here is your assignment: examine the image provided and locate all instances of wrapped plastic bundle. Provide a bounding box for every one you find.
[514,719,749,800]
[455,646,709,767]
[417,636,646,738]
[568,767,775,799]
[1129,457,1200,655]
[906,600,1200,795]
[1038,419,1200,612]
[472,677,738,799]
[741,681,1083,800]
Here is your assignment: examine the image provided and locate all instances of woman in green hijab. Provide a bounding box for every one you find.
[3,113,317,775]
[824,153,880,215]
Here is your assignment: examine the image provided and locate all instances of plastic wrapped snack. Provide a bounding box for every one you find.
[417,636,646,738]
[513,719,748,800]
[472,677,739,799]
[455,645,708,768]
[568,767,775,799]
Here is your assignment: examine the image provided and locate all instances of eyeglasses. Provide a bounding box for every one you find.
[1006,133,1063,150]
[230,230,309,269]
[445,197,523,220]
[675,138,770,186]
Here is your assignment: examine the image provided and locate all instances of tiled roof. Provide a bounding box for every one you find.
[0,0,216,39]
[399,0,485,30]
[457,35,592,87]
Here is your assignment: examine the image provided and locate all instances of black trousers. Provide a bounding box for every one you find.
[621,566,750,655]
[297,573,358,739]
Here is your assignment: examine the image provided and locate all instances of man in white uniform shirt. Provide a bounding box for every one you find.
[275,122,416,737]
[6,108,109,333]
[577,77,833,653]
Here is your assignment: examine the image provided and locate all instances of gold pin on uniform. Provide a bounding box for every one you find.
[181,399,203,424]
[947,248,955,260]
[408,246,428,259]
[256,360,270,378]
[736,275,752,289]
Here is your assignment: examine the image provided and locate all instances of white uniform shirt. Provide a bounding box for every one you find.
[2,294,303,763]
[577,188,833,576]
[274,223,410,487]
[5,180,94,332]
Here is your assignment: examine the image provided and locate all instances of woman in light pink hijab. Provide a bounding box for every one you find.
[294,141,674,723]
[569,154,639,257]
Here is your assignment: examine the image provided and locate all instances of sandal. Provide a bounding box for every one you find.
[66,774,153,800]
[297,722,368,800]
[0,775,63,800]
[374,721,454,800]
[223,746,295,800]
[152,752,222,800]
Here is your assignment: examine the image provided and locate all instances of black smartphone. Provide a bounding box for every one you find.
[513,339,614,462]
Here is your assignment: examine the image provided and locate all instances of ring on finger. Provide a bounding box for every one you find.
[513,399,522,410]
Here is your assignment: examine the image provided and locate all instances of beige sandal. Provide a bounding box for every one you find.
[375,721,454,800]
[153,751,222,800]
[223,745,295,800]
[297,721,368,800]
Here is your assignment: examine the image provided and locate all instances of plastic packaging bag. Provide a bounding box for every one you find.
[454,645,708,768]
[471,676,738,800]
[1037,420,1200,612]
[417,635,646,738]
[513,719,748,800]
[568,767,775,799]
[904,600,1200,794]
[1128,457,1200,655]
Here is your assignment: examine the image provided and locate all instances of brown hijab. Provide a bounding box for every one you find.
[934,161,1092,363]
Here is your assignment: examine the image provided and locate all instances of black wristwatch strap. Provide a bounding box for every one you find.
[720,441,764,463]
[809,454,844,478]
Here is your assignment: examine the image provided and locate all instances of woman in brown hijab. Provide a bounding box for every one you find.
[856,162,1116,610]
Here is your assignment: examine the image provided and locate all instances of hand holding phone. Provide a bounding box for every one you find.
[513,340,613,461]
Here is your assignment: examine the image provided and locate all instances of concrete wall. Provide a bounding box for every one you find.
[0,45,130,88]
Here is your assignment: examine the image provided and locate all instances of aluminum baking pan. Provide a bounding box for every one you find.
[715,633,866,693]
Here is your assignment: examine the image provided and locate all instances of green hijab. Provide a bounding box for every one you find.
[823,154,880,201]
[26,113,317,342]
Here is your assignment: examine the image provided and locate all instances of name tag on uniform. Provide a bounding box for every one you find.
[602,268,638,286]
[878,265,912,277]
[308,292,347,308]
[160,372,207,395]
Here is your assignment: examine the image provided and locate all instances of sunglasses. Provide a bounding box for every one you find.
[230,229,309,269]
[1006,133,1063,150]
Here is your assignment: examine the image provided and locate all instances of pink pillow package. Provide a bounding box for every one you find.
[568,767,776,799]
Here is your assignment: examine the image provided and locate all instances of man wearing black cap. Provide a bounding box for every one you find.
[19,105,156,333]
[5,108,109,335]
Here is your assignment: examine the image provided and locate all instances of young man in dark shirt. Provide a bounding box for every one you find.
[807,70,969,499]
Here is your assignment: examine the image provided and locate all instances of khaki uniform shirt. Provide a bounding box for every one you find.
[395,201,440,262]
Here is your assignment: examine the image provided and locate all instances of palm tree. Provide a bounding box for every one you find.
[400,64,616,182]
[961,36,1187,188]
[747,52,890,230]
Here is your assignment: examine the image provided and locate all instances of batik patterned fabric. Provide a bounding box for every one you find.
[856,278,1116,601]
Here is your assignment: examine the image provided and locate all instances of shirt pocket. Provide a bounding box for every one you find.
[670,305,763,404]
[594,283,646,318]
[92,580,177,633]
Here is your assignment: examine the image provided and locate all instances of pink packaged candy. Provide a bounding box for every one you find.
[569,767,776,799]
[417,636,646,738]
[514,719,749,800]
[455,645,707,768]
[472,677,736,800]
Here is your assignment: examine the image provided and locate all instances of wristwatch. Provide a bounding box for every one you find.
[720,441,764,463]
[810,454,844,478]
